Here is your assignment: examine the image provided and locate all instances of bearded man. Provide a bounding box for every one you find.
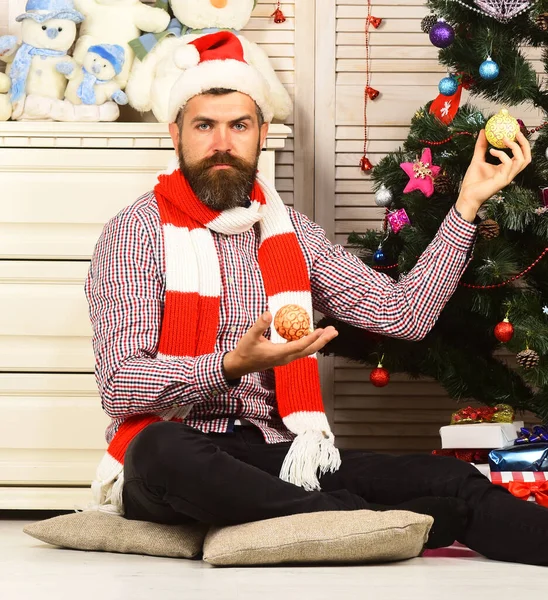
[85,32,547,565]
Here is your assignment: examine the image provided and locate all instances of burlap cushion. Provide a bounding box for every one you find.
[203,510,433,566]
[23,511,208,559]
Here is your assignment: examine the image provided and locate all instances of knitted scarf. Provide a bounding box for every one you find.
[77,67,108,105]
[90,167,340,514]
[10,43,66,103]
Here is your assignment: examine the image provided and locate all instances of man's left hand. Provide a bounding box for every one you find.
[456,129,531,222]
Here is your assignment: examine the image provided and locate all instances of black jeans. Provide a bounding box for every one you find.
[122,421,548,565]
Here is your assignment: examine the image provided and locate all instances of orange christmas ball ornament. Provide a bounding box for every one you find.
[274,304,311,341]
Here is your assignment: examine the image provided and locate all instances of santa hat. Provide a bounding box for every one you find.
[167,31,274,123]
[88,44,126,76]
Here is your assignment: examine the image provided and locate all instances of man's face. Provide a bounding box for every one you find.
[169,92,269,211]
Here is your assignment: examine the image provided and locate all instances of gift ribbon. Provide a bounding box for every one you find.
[507,481,548,508]
[450,403,514,425]
[515,426,548,445]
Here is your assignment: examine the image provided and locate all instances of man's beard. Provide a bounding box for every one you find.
[178,142,261,211]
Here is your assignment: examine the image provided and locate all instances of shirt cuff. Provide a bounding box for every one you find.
[437,205,478,253]
[193,353,239,401]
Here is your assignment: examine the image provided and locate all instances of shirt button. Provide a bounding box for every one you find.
[211,391,219,397]
[230,326,237,333]
[228,277,234,284]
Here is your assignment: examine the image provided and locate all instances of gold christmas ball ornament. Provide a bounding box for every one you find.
[485,109,520,149]
[274,304,311,341]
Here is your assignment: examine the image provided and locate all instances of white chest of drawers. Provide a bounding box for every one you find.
[0,122,290,509]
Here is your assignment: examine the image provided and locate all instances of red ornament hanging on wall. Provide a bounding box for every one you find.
[368,15,383,29]
[271,1,286,23]
[359,1,382,171]
[366,86,380,100]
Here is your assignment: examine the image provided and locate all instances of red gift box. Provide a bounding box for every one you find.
[490,471,548,507]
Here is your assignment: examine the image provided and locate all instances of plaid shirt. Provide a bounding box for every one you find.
[84,193,476,444]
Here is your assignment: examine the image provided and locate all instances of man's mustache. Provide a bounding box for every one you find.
[199,152,250,170]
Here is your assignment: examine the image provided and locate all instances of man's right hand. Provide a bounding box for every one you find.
[222,311,338,379]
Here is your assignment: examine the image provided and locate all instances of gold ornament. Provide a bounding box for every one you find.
[274,304,311,341]
[485,109,520,149]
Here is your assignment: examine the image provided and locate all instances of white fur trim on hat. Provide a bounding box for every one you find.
[168,59,273,123]
[174,45,201,70]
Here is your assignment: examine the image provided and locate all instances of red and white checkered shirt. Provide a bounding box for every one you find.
[84,193,476,444]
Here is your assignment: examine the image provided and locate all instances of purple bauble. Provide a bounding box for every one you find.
[429,19,455,48]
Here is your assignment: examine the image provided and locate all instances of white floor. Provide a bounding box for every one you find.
[2,516,548,600]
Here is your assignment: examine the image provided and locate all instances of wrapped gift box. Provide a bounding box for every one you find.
[473,463,491,479]
[490,471,548,507]
[488,443,548,472]
[440,421,524,449]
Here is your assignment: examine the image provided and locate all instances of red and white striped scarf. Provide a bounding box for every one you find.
[91,167,340,514]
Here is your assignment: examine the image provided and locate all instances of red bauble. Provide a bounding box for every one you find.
[494,318,514,343]
[370,365,390,387]
[366,86,379,100]
[359,156,373,171]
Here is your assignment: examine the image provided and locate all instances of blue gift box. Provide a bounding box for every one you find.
[488,443,548,472]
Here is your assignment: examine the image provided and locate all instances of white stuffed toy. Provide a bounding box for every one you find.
[0,73,12,121]
[0,0,83,120]
[125,0,292,123]
[73,0,171,88]
[57,44,128,106]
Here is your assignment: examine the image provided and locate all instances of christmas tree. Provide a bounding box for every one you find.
[319,0,548,423]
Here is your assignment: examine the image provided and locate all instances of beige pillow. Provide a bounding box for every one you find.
[23,510,209,559]
[203,510,433,566]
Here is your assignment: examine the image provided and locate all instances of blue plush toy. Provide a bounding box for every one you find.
[57,43,128,106]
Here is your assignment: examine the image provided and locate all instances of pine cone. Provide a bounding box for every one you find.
[516,349,540,369]
[536,13,548,31]
[421,15,437,34]
[434,173,453,194]
[478,219,500,239]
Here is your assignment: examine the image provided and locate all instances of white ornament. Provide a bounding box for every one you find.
[474,1,533,22]
[448,0,534,22]
[375,184,394,207]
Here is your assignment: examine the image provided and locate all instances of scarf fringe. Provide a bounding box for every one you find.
[279,430,342,492]
[88,452,125,515]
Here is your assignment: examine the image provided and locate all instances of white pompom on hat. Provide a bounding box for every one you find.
[167,31,274,123]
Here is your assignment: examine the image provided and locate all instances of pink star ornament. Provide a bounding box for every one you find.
[400,148,441,197]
